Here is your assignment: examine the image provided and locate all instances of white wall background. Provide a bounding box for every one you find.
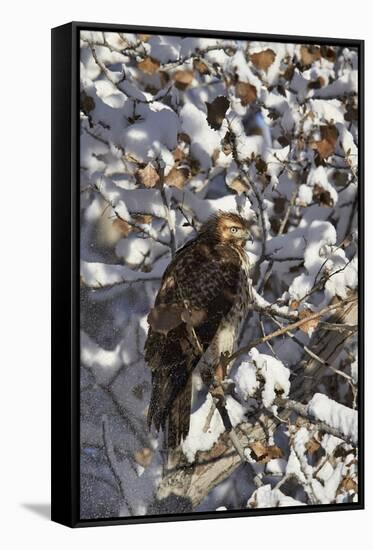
[0,0,370,547]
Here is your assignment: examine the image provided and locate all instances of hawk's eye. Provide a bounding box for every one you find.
[230,227,238,233]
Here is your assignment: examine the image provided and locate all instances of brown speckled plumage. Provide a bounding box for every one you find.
[145,212,252,449]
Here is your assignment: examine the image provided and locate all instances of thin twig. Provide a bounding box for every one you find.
[266,312,355,383]
[158,160,176,257]
[319,321,357,332]
[87,41,173,105]
[227,296,357,367]
[258,190,297,292]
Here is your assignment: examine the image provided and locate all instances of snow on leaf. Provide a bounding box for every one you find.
[234,360,259,400]
[248,484,305,508]
[94,80,126,109]
[236,349,290,408]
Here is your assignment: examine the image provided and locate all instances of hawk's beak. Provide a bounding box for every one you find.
[243,230,253,243]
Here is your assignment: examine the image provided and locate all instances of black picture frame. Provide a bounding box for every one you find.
[51,21,365,528]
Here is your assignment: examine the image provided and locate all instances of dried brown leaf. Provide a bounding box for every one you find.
[345,104,358,122]
[132,213,153,224]
[80,92,95,114]
[134,447,153,467]
[165,166,190,188]
[206,96,230,130]
[137,34,151,42]
[277,135,290,147]
[300,45,321,66]
[313,124,339,160]
[313,184,334,207]
[193,58,210,75]
[173,70,194,89]
[320,46,336,62]
[308,76,326,90]
[340,476,357,493]
[235,81,257,106]
[255,157,267,175]
[314,139,335,159]
[227,177,247,195]
[248,441,267,461]
[283,63,295,81]
[136,163,160,188]
[178,132,191,145]
[305,437,321,455]
[173,147,186,162]
[248,442,283,464]
[138,56,160,75]
[112,218,132,237]
[299,309,320,334]
[250,49,276,71]
[277,84,287,97]
[266,445,283,460]
[321,125,339,145]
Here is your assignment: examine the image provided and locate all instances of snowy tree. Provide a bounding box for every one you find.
[79,31,359,518]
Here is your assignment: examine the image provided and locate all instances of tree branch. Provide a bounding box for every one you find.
[227,296,357,367]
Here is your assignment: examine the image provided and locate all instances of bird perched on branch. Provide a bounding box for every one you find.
[145,212,252,450]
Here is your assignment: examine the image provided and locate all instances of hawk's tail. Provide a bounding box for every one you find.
[147,362,192,450]
[167,374,192,449]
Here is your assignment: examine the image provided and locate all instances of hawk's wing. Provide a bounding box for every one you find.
[145,239,243,449]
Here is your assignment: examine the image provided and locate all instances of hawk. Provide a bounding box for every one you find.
[145,212,252,449]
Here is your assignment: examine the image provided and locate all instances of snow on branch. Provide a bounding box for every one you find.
[81,260,165,289]
[307,393,357,444]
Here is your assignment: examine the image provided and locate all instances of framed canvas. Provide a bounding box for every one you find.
[51,21,364,527]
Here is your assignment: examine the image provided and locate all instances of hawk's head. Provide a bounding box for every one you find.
[200,212,252,247]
